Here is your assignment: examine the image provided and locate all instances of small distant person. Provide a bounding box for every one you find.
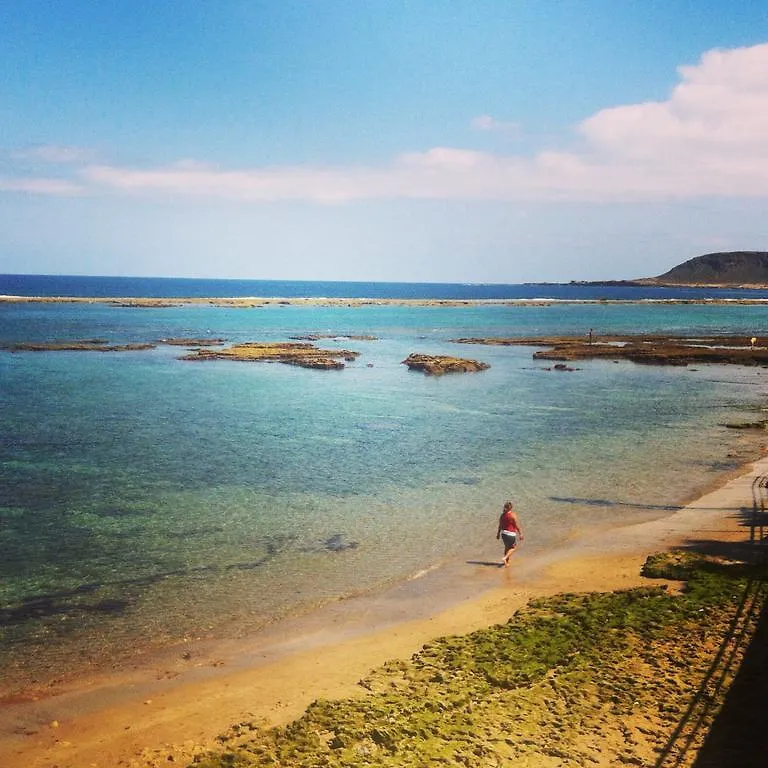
[751,336,757,348]
[496,500,524,567]
[588,328,593,345]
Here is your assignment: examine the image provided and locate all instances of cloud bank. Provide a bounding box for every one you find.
[6,42,768,204]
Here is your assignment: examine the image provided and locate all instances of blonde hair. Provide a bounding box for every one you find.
[503,501,513,512]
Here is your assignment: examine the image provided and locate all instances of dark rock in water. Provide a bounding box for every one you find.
[94,506,153,518]
[401,353,490,375]
[449,476,480,486]
[90,598,130,615]
[324,534,359,552]
[709,460,741,471]
[722,420,768,430]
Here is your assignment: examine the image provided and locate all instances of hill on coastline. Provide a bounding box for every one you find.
[643,251,768,286]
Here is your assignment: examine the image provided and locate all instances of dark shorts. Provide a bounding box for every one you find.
[501,531,518,549]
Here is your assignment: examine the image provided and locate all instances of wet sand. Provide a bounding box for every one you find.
[0,450,765,768]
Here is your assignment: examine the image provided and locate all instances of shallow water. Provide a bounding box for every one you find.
[1,298,767,690]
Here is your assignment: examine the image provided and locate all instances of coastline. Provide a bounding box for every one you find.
[1,449,765,768]
[3,293,768,307]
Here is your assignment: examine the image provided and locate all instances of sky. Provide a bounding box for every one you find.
[2,1,768,284]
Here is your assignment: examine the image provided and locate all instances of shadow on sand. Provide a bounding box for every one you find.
[466,560,505,568]
[655,474,768,768]
[690,594,768,768]
[549,496,683,511]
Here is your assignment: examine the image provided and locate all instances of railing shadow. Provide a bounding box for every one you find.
[690,595,768,767]
[653,474,768,768]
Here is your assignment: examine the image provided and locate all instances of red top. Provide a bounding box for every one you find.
[499,509,520,533]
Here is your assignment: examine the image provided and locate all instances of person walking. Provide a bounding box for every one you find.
[496,500,524,567]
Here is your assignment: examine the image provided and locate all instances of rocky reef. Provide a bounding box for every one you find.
[2,336,361,369]
[401,353,490,375]
[4,338,225,352]
[157,337,226,346]
[452,334,768,366]
[290,333,378,341]
[181,341,360,370]
[4,339,157,352]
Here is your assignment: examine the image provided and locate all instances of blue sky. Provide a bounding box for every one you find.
[2,1,768,283]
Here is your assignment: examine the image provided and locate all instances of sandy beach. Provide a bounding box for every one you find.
[0,449,765,768]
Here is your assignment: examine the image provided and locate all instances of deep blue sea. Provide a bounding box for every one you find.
[1,275,767,692]
[5,272,768,300]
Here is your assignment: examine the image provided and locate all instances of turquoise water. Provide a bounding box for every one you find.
[1,299,767,690]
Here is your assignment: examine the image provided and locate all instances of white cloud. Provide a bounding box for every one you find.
[13,144,97,164]
[6,42,768,203]
[0,175,83,196]
[470,115,520,134]
[578,43,768,183]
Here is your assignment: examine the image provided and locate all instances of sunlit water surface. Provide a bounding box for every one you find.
[1,297,767,689]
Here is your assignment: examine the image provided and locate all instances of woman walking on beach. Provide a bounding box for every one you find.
[497,501,523,567]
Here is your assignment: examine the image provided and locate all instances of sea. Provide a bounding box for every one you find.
[2,274,768,693]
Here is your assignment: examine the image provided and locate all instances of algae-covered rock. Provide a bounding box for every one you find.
[401,353,490,375]
[191,552,765,768]
[181,341,360,370]
[452,334,768,366]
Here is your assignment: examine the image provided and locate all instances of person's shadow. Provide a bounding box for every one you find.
[466,560,505,568]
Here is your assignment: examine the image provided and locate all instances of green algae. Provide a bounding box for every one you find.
[189,553,767,768]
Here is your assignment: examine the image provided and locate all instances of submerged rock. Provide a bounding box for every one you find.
[158,337,226,346]
[290,333,378,341]
[401,353,490,375]
[5,340,156,352]
[324,534,359,552]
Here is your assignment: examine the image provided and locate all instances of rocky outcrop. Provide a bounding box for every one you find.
[181,341,360,370]
[646,251,768,286]
[402,353,490,375]
[452,334,768,366]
